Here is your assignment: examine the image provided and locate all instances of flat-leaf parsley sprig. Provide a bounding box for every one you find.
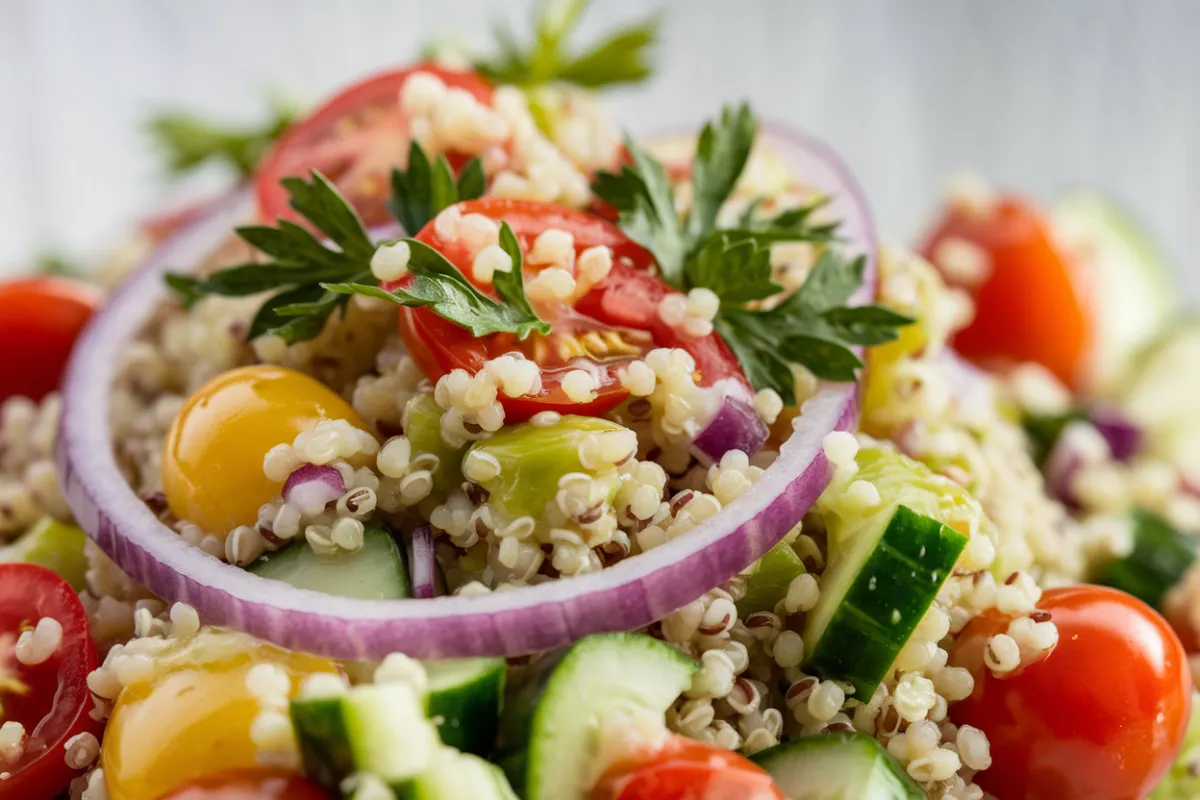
[592,103,912,402]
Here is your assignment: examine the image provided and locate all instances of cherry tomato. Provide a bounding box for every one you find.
[255,65,494,227]
[162,365,372,536]
[0,277,100,404]
[918,194,1089,386]
[0,564,104,799]
[592,735,784,800]
[397,198,747,422]
[154,768,332,800]
[102,634,337,800]
[950,585,1190,800]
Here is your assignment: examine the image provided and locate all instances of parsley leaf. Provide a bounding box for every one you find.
[685,234,780,304]
[148,100,296,179]
[388,141,485,233]
[473,0,659,89]
[687,104,756,240]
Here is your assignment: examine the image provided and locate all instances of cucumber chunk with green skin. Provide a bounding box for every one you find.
[291,682,439,794]
[424,657,506,755]
[247,522,410,599]
[496,633,698,800]
[397,750,520,800]
[1098,510,1197,609]
[465,416,627,519]
[1,517,88,589]
[737,539,807,617]
[405,394,465,494]
[752,731,922,799]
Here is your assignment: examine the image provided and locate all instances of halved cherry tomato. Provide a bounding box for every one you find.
[255,65,495,227]
[950,585,1190,800]
[0,564,104,799]
[0,277,100,404]
[918,194,1089,386]
[396,198,747,422]
[592,734,784,800]
[155,768,332,800]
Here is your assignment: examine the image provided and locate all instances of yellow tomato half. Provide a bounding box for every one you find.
[101,638,336,800]
[163,365,370,535]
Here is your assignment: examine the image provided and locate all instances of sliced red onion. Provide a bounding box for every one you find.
[690,380,769,466]
[409,525,437,599]
[1088,405,1144,462]
[283,464,345,516]
[58,123,877,660]
[1043,421,1111,510]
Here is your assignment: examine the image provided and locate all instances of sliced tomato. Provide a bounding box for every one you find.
[592,735,784,800]
[154,768,332,800]
[396,198,747,422]
[0,564,103,799]
[254,65,495,227]
[918,193,1090,386]
[0,277,100,404]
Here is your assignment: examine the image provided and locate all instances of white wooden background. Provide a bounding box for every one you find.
[2,0,1197,297]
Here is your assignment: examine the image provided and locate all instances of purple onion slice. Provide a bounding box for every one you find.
[282,464,345,516]
[409,525,437,600]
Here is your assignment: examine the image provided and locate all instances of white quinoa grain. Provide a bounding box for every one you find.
[907,747,960,783]
[772,630,805,668]
[561,369,598,403]
[16,617,64,666]
[300,673,349,699]
[370,241,412,283]
[957,724,992,770]
[526,267,576,303]
[63,732,100,770]
[893,672,937,722]
[169,603,201,639]
[433,205,463,241]
[783,573,820,614]
[618,361,657,397]
[577,245,613,285]
[470,244,511,284]
[984,633,1022,673]
[0,721,26,765]
[377,437,413,478]
[806,681,845,722]
[262,444,301,483]
[330,517,366,552]
[754,388,784,425]
[527,228,575,269]
[374,653,428,693]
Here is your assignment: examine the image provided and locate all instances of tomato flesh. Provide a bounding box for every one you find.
[592,735,784,800]
[0,564,103,799]
[0,277,100,404]
[254,65,494,227]
[950,585,1190,800]
[918,194,1089,386]
[154,768,332,800]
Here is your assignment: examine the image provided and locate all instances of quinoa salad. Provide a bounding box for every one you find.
[4,5,1200,800]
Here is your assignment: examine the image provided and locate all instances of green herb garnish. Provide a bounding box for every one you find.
[593,102,913,401]
[472,0,659,89]
[149,99,298,179]
[388,141,486,234]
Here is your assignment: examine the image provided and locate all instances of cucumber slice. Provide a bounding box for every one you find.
[424,657,506,755]
[291,682,439,794]
[1,517,88,589]
[247,522,410,599]
[737,539,807,617]
[405,393,465,493]
[1052,192,1177,393]
[1123,321,1200,483]
[399,750,520,800]
[752,731,922,799]
[497,633,698,800]
[1098,510,1197,609]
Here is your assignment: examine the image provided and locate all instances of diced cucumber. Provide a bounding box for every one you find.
[1098,510,1197,609]
[1123,321,1200,484]
[464,416,626,518]
[247,522,410,599]
[752,731,922,799]
[1052,192,1177,394]
[424,657,506,755]
[737,539,807,617]
[496,633,698,800]
[291,682,439,794]
[398,750,519,800]
[1,516,88,590]
[405,393,465,493]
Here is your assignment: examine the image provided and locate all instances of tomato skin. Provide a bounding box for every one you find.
[255,65,494,227]
[154,769,332,800]
[918,194,1089,386]
[592,735,784,800]
[0,564,104,800]
[0,277,100,404]
[950,585,1190,800]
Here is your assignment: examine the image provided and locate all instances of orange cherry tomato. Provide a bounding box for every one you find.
[592,735,784,800]
[950,585,1190,800]
[154,768,332,800]
[0,277,100,404]
[918,194,1089,385]
[396,198,748,423]
[0,564,104,800]
[255,65,495,227]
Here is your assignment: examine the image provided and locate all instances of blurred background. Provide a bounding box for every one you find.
[1,0,1196,292]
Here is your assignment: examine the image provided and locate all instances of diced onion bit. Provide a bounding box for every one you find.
[15,616,64,666]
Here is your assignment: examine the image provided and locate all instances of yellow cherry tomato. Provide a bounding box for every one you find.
[101,635,337,800]
[163,365,371,535]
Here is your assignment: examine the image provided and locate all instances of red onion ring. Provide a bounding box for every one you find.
[58,124,877,660]
[409,525,437,599]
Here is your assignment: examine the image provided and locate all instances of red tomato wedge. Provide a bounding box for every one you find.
[592,735,784,800]
[918,194,1090,386]
[394,198,748,422]
[950,585,1190,800]
[155,768,333,800]
[0,277,100,405]
[0,564,103,799]
[254,65,495,227]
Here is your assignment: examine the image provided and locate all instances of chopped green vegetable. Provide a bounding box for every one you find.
[148,99,297,179]
[389,141,486,234]
[423,657,507,755]
[1098,510,1197,609]
[247,522,411,599]
[1,517,88,590]
[736,539,807,618]
[405,394,466,494]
